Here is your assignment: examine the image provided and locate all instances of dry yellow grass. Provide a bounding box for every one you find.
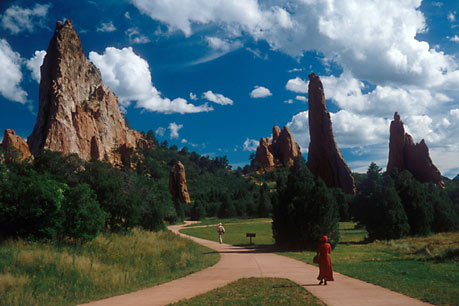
[384,232,459,258]
[0,227,219,306]
[0,273,29,292]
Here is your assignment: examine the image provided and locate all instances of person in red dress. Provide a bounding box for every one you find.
[317,235,334,285]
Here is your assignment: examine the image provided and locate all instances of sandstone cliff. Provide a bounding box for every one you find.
[1,129,32,161]
[387,112,444,188]
[307,73,356,194]
[27,20,144,165]
[169,161,191,204]
[251,125,301,169]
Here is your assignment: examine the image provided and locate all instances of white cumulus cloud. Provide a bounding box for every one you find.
[202,90,233,105]
[0,39,27,103]
[1,3,50,35]
[286,77,308,93]
[168,122,183,139]
[130,0,292,38]
[250,86,272,98]
[89,46,212,114]
[243,138,259,152]
[25,50,46,83]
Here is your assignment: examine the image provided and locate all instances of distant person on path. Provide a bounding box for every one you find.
[217,223,225,244]
[317,235,334,285]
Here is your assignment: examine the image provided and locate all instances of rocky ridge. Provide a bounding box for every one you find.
[387,112,444,188]
[306,73,356,194]
[27,20,145,166]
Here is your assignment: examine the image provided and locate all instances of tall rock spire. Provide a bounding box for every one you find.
[387,112,444,188]
[307,73,356,194]
[27,20,143,164]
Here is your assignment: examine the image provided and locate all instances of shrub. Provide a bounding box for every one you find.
[0,167,65,240]
[61,184,104,242]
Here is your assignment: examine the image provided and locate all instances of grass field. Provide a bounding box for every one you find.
[181,219,274,247]
[169,277,326,306]
[0,228,219,306]
[181,219,459,306]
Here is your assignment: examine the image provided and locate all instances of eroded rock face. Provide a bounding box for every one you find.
[1,129,32,161]
[307,73,356,194]
[251,125,301,169]
[27,20,144,165]
[387,112,444,188]
[169,161,191,204]
[254,137,275,168]
[271,126,301,167]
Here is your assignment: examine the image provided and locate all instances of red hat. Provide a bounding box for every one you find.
[320,235,328,242]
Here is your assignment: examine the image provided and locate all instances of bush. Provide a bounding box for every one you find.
[61,184,104,242]
[0,167,65,240]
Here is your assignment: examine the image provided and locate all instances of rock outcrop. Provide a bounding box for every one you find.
[387,112,444,188]
[27,20,144,165]
[169,161,191,204]
[253,137,275,168]
[251,125,301,169]
[1,129,32,161]
[307,73,356,194]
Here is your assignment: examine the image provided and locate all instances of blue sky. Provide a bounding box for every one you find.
[1,0,458,177]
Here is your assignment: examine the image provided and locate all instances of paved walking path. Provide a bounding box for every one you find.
[80,222,432,306]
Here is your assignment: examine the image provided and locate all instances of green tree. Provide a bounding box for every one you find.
[272,156,340,250]
[218,194,236,218]
[0,167,65,240]
[394,171,433,236]
[61,184,104,242]
[257,184,272,217]
[365,176,410,240]
[190,200,206,221]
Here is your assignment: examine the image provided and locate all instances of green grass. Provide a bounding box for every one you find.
[184,217,272,227]
[181,219,274,247]
[0,228,219,306]
[169,277,326,306]
[182,220,459,306]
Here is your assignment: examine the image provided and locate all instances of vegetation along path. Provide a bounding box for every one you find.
[80,222,432,306]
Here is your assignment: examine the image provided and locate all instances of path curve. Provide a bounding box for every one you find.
[80,222,432,306]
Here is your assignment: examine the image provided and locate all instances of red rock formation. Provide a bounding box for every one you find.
[169,161,191,204]
[1,129,32,161]
[27,20,145,165]
[251,125,301,169]
[271,126,301,167]
[387,112,444,188]
[254,137,275,168]
[307,73,356,194]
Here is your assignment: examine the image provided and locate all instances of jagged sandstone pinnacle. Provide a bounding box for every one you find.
[387,112,445,188]
[307,73,356,194]
[251,125,301,169]
[1,129,32,161]
[27,20,144,165]
[169,161,191,204]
